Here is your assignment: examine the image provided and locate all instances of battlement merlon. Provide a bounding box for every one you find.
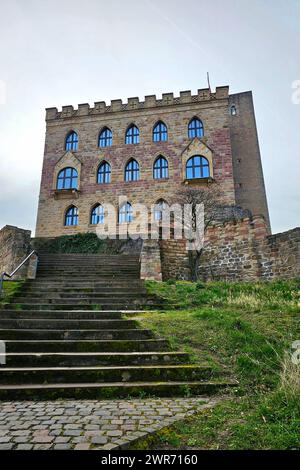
[45,86,230,121]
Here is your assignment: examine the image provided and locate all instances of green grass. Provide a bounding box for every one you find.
[139,280,300,450]
[0,281,23,306]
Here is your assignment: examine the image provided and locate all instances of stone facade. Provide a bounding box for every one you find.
[0,226,32,280]
[35,86,270,237]
[31,84,299,283]
[229,92,271,231]
[140,240,162,281]
[159,218,300,282]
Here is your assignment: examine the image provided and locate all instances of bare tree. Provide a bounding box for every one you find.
[175,185,221,281]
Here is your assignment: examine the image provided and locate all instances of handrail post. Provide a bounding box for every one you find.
[0,251,38,297]
[0,273,5,297]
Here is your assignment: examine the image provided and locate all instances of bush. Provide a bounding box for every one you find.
[33,233,128,254]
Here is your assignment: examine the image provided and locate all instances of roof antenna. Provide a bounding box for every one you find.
[207,72,211,93]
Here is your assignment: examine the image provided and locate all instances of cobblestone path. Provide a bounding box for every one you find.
[0,397,217,450]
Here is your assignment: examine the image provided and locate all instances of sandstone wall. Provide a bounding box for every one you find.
[160,239,190,281]
[36,87,236,237]
[159,218,299,282]
[229,92,271,232]
[140,240,162,281]
[0,226,32,280]
[260,228,300,280]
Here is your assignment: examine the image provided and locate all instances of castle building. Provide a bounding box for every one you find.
[35,86,270,238]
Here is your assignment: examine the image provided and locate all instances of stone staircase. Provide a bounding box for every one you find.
[0,253,230,400]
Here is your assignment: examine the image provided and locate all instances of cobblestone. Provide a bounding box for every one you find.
[0,397,217,450]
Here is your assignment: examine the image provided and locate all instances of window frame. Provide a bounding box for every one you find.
[188,118,204,139]
[57,167,78,190]
[230,105,237,116]
[153,121,168,142]
[186,155,210,180]
[91,204,105,225]
[97,161,111,184]
[119,202,133,223]
[65,205,78,226]
[153,156,169,180]
[99,127,113,147]
[125,159,140,182]
[125,124,140,145]
[154,199,168,221]
[65,131,78,151]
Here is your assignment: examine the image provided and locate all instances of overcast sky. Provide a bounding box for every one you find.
[0,0,299,235]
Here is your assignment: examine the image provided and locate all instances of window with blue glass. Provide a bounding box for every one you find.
[154,199,168,221]
[153,156,168,179]
[57,167,78,190]
[65,131,78,151]
[97,161,111,184]
[99,127,112,147]
[153,121,168,142]
[186,155,210,179]
[125,125,139,144]
[65,206,78,226]
[125,159,139,182]
[91,204,105,225]
[119,202,133,223]
[188,118,204,139]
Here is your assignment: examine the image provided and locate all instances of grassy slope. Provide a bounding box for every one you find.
[139,280,300,450]
[0,281,23,306]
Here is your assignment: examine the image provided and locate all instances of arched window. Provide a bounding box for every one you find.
[91,204,105,225]
[125,159,139,182]
[153,121,168,142]
[65,206,78,226]
[99,127,112,147]
[97,161,111,184]
[154,199,168,221]
[119,202,133,223]
[65,131,78,151]
[153,156,168,179]
[186,155,210,179]
[230,105,237,116]
[125,124,139,144]
[57,167,78,190]
[188,118,204,139]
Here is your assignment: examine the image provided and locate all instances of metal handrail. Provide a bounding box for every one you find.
[0,250,38,295]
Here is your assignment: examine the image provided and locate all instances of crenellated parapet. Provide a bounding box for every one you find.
[45,86,229,121]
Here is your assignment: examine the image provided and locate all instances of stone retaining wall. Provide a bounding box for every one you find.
[0,225,32,279]
[159,217,300,282]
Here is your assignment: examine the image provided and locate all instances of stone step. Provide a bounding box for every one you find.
[0,318,138,330]
[37,254,140,259]
[3,351,190,367]
[13,292,147,300]
[38,262,140,266]
[37,262,139,267]
[35,275,140,280]
[37,268,140,274]
[0,380,232,400]
[5,303,157,311]
[6,299,151,311]
[0,365,213,385]
[37,263,138,267]
[3,339,169,353]
[0,328,154,340]
[24,277,145,287]
[37,262,140,267]
[23,283,145,290]
[0,252,229,400]
[20,287,147,294]
[0,310,126,319]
